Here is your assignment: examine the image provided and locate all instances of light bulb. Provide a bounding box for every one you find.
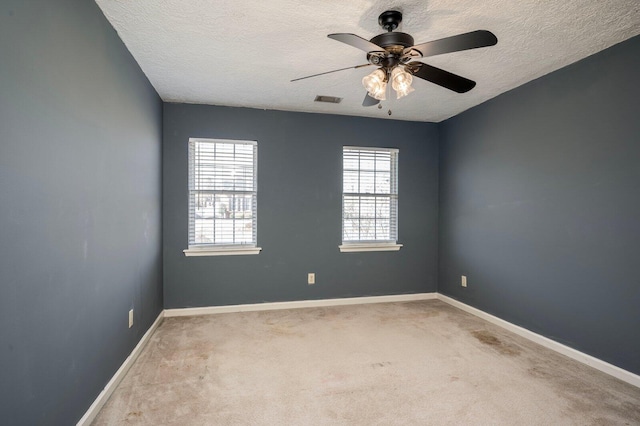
[391,67,414,99]
[362,69,387,101]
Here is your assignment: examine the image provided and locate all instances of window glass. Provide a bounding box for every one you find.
[188,139,257,247]
[342,147,398,244]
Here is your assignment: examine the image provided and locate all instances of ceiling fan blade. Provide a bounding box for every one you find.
[328,33,385,53]
[405,30,497,58]
[291,64,372,82]
[408,62,476,93]
[362,93,380,107]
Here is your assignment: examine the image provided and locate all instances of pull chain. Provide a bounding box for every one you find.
[376,103,392,116]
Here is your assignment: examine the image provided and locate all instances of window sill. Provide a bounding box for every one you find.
[339,243,403,253]
[183,246,262,257]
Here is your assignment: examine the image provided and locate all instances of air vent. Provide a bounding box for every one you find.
[314,95,342,104]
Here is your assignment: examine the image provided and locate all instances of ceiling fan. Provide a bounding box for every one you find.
[292,10,498,107]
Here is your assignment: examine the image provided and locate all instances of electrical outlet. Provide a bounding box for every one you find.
[308,273,315,285]
[128,309,134,328]
[461,275,467,288]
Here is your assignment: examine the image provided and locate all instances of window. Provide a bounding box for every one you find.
[183,138,261,256]
[340,146,402,252]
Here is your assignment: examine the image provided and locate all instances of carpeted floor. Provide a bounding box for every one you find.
[92,300,640,425]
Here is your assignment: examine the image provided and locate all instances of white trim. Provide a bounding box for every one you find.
[339,243,403,253]
[437,293,640,389]
[164,292,436,317]
[76,311,164,426]
[188,137,257,145]
[343,145,399,153]
[184,246,262,257]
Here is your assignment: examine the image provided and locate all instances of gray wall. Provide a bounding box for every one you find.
[163,104,439,308]
[2,0,636,419]
[439,36,640,374]
[0,1,163,424]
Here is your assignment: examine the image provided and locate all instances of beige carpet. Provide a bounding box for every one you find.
[92,300,640,425]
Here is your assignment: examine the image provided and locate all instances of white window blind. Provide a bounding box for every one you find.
[188,139,257,248]
[342,146,398,244]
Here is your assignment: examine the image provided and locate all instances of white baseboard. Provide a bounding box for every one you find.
[164,292,437,317]
[77,311,164,426]
[437,293,640,389]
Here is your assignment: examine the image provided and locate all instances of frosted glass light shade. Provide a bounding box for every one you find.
[391,67,414,99]
[362,68,387,101]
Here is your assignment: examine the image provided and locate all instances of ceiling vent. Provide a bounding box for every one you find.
[314,95,342,104]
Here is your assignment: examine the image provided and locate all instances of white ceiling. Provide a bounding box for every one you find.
[95,0,639,122]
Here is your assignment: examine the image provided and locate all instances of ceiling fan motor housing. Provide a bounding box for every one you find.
[368,11,415,67]
[370,32,415,51]
[368,32,415,68]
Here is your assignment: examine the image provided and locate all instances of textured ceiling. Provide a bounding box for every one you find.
[95,0,639,122]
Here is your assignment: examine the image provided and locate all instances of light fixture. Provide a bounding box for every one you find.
[391,67,414,99]
[363,67,415,102]
[362,68,387,101]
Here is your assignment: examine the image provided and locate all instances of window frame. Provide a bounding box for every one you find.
[339,146,402,253]
[183,138,262,257]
